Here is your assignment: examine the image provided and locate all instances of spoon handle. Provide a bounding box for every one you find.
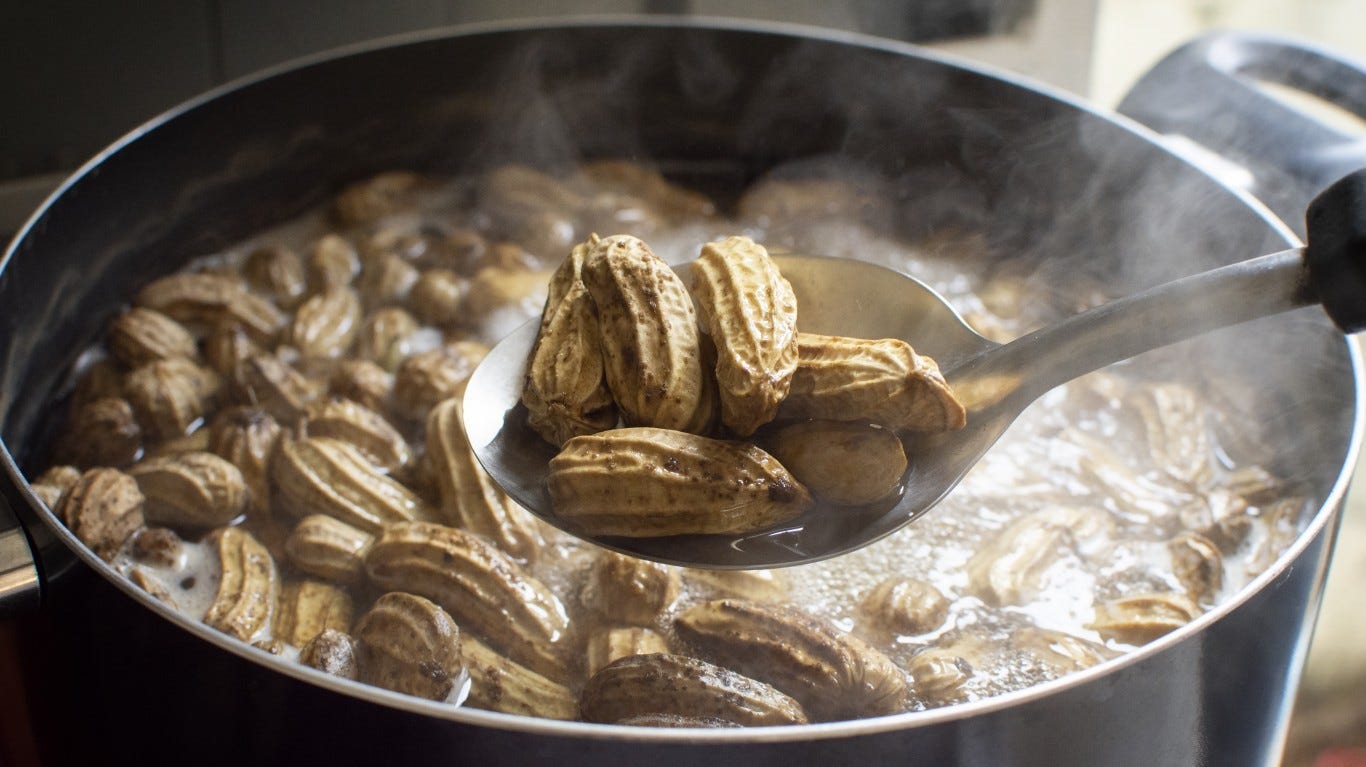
[949,247,1313,409]
[950,168,1366,410]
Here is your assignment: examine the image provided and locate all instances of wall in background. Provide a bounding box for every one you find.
[1091,0,1366,107]
[0,0,1050,183]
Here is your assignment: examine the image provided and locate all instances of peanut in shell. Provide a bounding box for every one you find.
[302,396,411,474]
[329,359,393,414]
[355,591,464,701]
[392,344,484,422]
[130,451,248,530]
[107,308,198,368]
[426,398,543,560]
[56,397,143,469]
[764,420,907,506]
[58,468,145,561]
[204,526,279,641]
[521,235,617,447]
[354,307,419,371]
[274,580,355,647]
[580,551,679,626]
[332,171,425,226]
[674,599,909,721]
[690,235,798,436]
[585,626,670,676]
[285,514,375,586]
[548,427,810,537]
[859,577,949,637]
[779,332,965,433]
[272,437,435,533]
[30,465,81,511]
[207,407,282,515]
[1088,592,1202,645]
[124,358,221,441]
[582,235,714,433]
[291,286,362,359]
[308,234,361,290]
[301,628,359,680]
[1011,627,1113,674]
[462,636,577,720]
[1168,531,1223,604]
[364,521,570,680]
[233,352,321,423]
[243,245,308,309]
[580,653,807,726]
[135,272,284,344]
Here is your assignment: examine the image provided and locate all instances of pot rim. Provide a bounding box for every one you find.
[3,14,1362,744]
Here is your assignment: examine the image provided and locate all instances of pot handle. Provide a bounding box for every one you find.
[1118,30,1366,238]
[0,493,41,617]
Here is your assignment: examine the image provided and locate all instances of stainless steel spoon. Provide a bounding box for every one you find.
[463,170,1366,569]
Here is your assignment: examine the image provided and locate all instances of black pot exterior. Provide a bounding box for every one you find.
[11,517,1339,766]
[1,20,1359,767]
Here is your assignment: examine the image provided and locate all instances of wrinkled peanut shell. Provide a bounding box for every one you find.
[548,427,810,537]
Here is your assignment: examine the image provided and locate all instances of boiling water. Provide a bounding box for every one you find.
[77,170,1304,713]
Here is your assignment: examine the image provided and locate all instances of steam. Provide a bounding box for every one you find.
[452,25,1351,496]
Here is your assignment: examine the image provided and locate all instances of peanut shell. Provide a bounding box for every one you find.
[521,235,617,446]
[284,514,374,586]
[108,308,198,368]
[583,235,713,433]
[130,451,248,530]
[675,599,908,721]
[764,420,907,506]
[365,521,570,680]
[462,636,577,720]
[581,653,807,726]
[426,398,543,560]
[272,437,435,533]
[204,527,279,641]
[779,332,965,433]
[548,427,810,537]
[58,468,145,561]
[690,235,798,435]
[355,591,464,701]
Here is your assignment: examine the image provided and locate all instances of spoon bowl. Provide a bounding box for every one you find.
[464,170,1365,568]
[463,255,992,568]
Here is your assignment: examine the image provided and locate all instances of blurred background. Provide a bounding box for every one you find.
[4,0,1365,227]
[2,2,1363,764]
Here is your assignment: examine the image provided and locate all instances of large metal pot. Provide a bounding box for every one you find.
[1,19,1362,767]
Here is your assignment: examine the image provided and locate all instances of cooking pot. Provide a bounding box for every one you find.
[1,18,1362,767]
